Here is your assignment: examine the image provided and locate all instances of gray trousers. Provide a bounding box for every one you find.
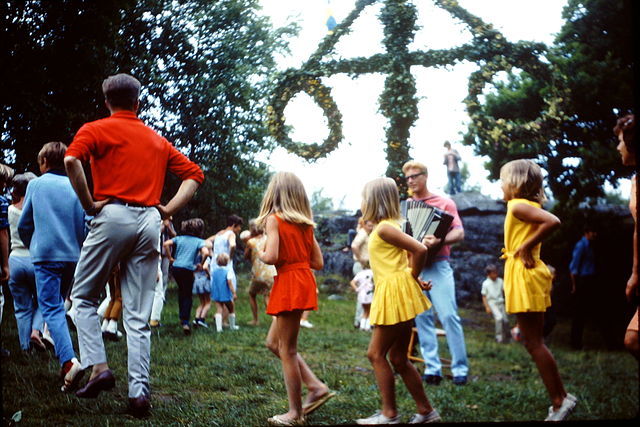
[72,204,160,398]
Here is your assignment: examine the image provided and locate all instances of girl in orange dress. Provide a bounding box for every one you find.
[256,172,334,426]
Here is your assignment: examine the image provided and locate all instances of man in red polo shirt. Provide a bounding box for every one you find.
[64,73,204,417]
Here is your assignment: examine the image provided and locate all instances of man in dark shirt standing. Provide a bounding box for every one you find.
[569,226,597,350]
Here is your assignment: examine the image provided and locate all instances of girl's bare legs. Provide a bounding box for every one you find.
[249,289,259,325]
[367,323,401,418]
[387,321,434,415]
[266,310,304,420]
[362,304,371,319]
[266,311,329,421]
[195,296,203,319]
[517,312,567,409]
[224,300,235,314]
[200,294,211,319]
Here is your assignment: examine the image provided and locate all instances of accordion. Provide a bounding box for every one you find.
[401,199,454,265]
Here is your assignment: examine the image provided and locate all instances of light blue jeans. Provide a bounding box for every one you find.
[415,260,469,377]
[8,256,43,350]
[34,261,77,365]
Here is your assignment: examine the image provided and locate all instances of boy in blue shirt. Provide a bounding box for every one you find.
[18,142,86,391]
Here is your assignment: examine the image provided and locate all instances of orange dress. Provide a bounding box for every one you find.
[266,215,319,315]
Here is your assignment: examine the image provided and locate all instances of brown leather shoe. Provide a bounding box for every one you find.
[128,395,151,418]
[76,369,116,398]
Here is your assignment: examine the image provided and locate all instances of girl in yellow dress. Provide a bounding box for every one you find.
[355,177,440,425]
[500,159,576,422]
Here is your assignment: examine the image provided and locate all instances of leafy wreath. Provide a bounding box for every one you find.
[268,0,555,191]
[267,72,343,161]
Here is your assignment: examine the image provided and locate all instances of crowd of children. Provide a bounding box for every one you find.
[1,110,637,424]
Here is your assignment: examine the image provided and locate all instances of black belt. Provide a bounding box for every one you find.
[110,199,150,208]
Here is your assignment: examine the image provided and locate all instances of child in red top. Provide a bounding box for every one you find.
[257,172,334,426]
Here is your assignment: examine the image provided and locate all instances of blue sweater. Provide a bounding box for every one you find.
[18,170,86,263]
[569,236,596,277]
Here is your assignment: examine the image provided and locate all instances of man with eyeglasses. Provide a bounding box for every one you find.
[402,160,469,386]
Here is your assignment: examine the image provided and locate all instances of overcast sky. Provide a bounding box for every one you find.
[255,0,627,211]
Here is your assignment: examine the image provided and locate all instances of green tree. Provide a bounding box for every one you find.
[1,0,137,171]
[1,0,296,231]
[121,0,296,229]
[462,0,634,207]
[311,188,334,214]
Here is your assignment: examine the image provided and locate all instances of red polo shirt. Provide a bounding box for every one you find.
[66,111,204,206]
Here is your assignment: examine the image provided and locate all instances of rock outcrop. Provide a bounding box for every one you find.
[315,191,633,319]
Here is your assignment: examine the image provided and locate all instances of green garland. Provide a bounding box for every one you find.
[267,72,342,161]
[268,0,555,188]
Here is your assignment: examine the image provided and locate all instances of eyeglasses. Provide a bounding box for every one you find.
[404,172,425,181]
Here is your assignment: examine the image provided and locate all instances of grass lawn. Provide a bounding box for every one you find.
[2,272,638,425]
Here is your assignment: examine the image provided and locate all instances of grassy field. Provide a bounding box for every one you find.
[1,273,638,425]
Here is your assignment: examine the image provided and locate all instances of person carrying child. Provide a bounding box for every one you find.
[499,159,577,421]
[244,219,277,326]
[350,268,374,331]
[210,253,239,332]
[164,218,212,335]
[257,171,334,426]
[355,177,440,425]
[481,264,509,343]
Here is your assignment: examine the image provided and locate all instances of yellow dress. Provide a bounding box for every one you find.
[368,219,431,325]
[502,199,552,314]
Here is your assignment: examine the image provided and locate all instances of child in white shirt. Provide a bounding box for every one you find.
[481,264,509,343]
[350,269,374,331]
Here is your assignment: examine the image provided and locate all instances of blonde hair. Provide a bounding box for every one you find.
[500,159,546,204]
[216,252,230,266]
[361,177,401,223]
[256,172,315,227]
[402,160,428,176]
[249,218,264,236]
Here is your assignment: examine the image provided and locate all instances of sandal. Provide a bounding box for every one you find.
[267,414,306,426]
[302,391,336,416]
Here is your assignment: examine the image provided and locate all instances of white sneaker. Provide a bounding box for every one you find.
[42,331,55,350]
[356,411,401,425]
[106,319,118,335]
[300,320,314,329]
[408,410,441,423]
[544,393,577,421]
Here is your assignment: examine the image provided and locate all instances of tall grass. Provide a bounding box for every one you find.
[1,273,638,425]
